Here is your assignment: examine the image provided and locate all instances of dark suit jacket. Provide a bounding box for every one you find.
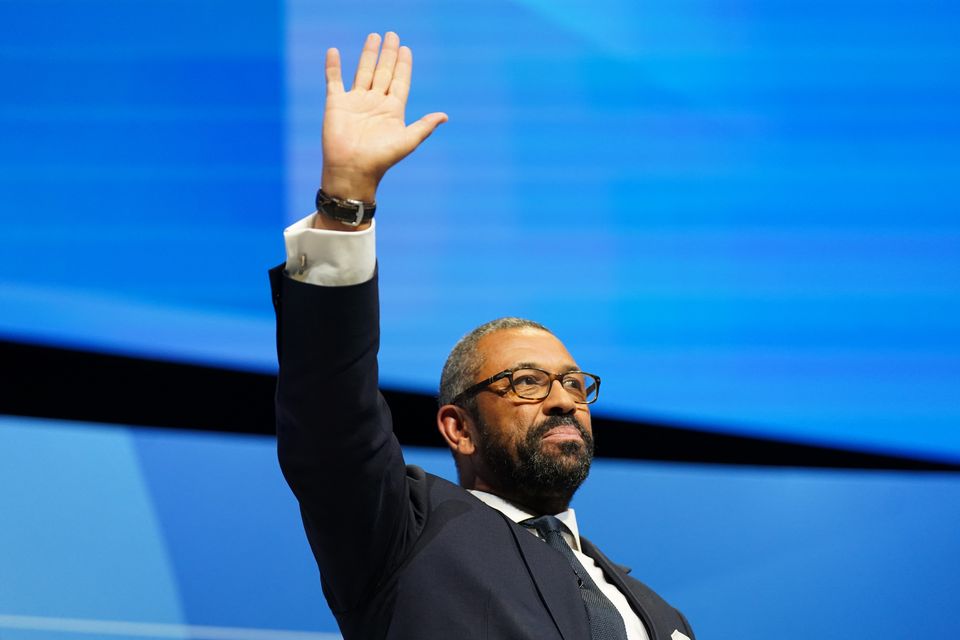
[270,265,695,640]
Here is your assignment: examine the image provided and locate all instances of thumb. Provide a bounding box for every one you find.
[405,112,448,148]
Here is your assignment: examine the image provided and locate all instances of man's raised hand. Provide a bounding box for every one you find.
[321,32,448,206]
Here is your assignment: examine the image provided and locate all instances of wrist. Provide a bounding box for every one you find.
[321,169,379,202]
[315,187,375,230]
[311,213,372,232]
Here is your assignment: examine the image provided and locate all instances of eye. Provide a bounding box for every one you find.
[512,369,550,393]
[562,375,584,391]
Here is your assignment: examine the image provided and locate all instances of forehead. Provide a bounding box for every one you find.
[475,328,579,377]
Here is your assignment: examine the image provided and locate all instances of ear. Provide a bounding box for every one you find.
[436,404,477,456]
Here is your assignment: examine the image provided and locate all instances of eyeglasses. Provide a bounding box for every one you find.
[453,368,601,405]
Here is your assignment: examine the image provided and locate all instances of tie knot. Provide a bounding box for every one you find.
[521,514,569,538]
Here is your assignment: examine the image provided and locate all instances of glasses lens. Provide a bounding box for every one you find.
[511,369,551,398]
[560,372,600,403]
[558,372,586,402]
[581,374,600,403]
[511,370,600,403]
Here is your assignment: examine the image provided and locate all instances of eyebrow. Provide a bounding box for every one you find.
[512,361,580,373]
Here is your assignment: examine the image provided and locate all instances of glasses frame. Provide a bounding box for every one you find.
[452,368,601,405]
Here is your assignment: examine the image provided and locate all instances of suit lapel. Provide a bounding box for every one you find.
[498,512,590,640]
[580,536,660,640]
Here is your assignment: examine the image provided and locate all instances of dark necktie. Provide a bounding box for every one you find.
[522,515,630,640]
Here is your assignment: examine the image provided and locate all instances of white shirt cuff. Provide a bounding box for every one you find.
[282,212,376,286]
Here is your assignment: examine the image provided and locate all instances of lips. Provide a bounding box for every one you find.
[541,425,584,443]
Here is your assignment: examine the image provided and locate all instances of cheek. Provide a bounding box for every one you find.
[489,410,536,450]
[578,409,593,435]
[480,402,544,446]
[514,406,544,431]
[479,408,526,448]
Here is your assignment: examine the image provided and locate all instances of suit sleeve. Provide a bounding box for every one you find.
[270,264,418,614]
[676,608,696,639]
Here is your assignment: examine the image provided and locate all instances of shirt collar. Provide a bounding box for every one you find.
[469,489,582,552]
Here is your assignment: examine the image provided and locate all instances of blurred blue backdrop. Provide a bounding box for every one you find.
[1,416,958,639]
[2,0,958,460]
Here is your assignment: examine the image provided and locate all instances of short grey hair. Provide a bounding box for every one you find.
[438,317,553,412]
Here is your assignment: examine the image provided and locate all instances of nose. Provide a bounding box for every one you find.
[541,379,577,415]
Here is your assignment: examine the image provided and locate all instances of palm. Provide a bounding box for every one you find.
[321,33,447,196]
[324,90,410,177]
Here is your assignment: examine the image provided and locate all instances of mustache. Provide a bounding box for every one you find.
[529,415,589,441]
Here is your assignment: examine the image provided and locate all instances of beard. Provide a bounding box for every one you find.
[475,413,595,502]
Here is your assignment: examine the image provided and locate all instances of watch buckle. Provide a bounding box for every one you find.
[340,200,364,226]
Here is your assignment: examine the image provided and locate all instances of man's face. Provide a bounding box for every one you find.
[469,328,595,502]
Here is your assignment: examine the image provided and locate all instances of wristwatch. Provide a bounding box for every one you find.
[315,188,376,226]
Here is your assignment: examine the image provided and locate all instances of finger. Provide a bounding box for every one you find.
[388,45,412,104]
[371,31,400,93]
[325,48,344,94]
[353,32,381,91]
[404,112,449,148]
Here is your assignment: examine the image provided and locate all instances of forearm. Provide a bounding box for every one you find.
[272,266,409,611]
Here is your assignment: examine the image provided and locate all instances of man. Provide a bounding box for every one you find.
[271,32,695,640]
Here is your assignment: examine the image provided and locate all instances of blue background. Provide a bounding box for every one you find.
[2,0,958,460]
[2,416,959,639]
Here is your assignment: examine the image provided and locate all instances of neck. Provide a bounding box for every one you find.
[471,479,572,516]
[511,492,572,516]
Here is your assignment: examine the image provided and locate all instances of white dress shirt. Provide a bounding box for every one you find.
[283,212,649,640]
[283,213,376,286]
